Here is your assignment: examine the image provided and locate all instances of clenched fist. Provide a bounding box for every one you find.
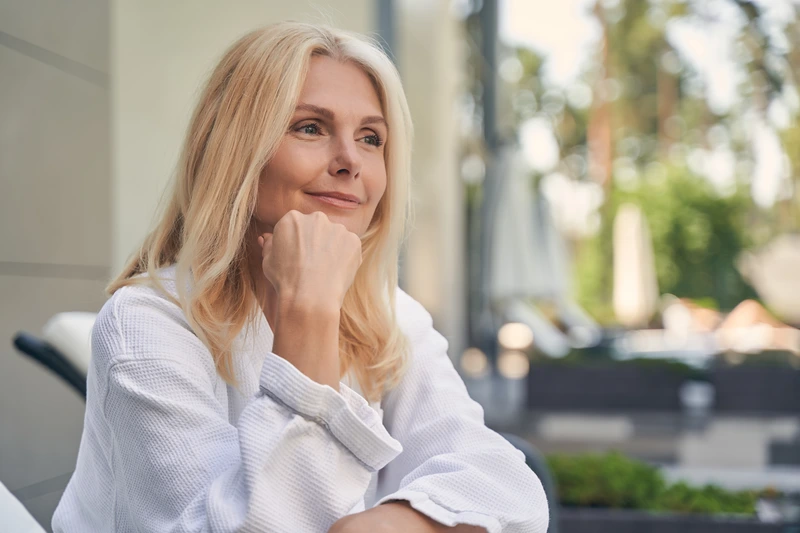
[257,210,363,390]
[259,210,362,313]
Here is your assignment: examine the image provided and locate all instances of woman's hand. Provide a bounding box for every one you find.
[259,210,362,314]
[258,210,362,390]
[328,502,487,533]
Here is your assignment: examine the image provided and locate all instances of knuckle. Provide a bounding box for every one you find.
[348,232,362,249]
[312,212,328,228]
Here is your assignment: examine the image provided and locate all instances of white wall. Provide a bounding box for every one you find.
[0,1,111,529]
[396,0,466,357]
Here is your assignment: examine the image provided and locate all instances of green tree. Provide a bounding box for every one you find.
[463,0,799,325]
[578,165,758,316]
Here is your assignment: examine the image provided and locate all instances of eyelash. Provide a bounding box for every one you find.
[295,122,384,148]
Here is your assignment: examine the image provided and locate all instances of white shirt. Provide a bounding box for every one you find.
[52,268,548,533]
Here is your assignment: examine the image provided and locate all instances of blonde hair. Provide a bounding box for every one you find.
[109,22,413,402]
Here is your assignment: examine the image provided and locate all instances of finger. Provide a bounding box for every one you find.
[261,233,273,257]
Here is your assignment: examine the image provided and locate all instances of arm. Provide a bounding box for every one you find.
[372,290,549,533]
[98,288,402,533]
[330,501,486,532]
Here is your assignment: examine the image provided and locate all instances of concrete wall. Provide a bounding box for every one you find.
[396,0,465,357]
[0,0,111,528]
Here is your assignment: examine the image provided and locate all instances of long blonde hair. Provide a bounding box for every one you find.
[109,22,413,402]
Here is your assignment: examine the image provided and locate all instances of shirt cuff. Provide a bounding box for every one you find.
[259,351,402,471]
[377,490,502,533]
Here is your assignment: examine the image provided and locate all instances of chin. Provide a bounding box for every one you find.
[327,216,366,235]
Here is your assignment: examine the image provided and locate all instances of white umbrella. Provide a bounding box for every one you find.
[490,150,550,300]
[613,203,660,328]
[487,148,601,356]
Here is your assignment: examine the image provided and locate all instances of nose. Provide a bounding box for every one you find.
[328,136,362,180]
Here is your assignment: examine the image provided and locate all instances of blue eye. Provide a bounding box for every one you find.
[296,122,321,135]
[364,133,384,147]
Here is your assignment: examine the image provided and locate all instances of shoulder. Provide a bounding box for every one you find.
[383,288,457,403]
[87,270,223,408]
[394,287,433,327]
[110,267,184,330]
[92,268,208,371]
[394,287,443,349]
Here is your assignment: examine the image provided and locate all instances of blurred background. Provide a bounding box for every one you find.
[2,0,800,531]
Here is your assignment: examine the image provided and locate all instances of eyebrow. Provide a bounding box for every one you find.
[295,103,387,128]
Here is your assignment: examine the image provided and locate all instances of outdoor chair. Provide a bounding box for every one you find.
[0,480,47,533]
[13,312,95,399]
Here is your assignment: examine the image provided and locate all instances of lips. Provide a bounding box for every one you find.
[307,191,362,203]
[306,191,363,209]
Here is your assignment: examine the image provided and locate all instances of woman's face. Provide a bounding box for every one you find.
[255,56,388,237]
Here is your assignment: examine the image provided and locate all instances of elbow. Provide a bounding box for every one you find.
[507,468,550,533]
[529,484,551,533]
[527,474,551,533]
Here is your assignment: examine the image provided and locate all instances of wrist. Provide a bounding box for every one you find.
[375,502,440,532]
[272,294,341,392]
[377,502,488,533]
[276,291,341,322]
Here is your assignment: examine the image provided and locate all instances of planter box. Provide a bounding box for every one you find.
[527,365,687,411]
[560,508,789,533]
[713,366,800,414]
[527,362,800,413]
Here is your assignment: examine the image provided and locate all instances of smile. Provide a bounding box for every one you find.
[306,192,362,210]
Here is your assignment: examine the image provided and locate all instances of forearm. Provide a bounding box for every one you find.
[272,295,341,390]
[104,354,395,533]
[389,502,487,533]
[329,502,487,533]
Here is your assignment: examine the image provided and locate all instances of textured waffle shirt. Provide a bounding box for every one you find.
[52,271,548,533]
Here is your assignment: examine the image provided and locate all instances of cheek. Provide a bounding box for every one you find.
[367,163,388,207]
[364,169,387,229]
[253,176,279,227]
[255,165,299,226]
[258,145,321,204]
[262,147,313,191]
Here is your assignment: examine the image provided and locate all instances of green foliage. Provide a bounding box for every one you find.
[606,0,670,151]
[547,452,665,510]
[619,166,758,310]
[574,221,616,325]
[500,0,799,324]
[547,452,759,516]
[656,482,757,515]
[576,165,759,320]
[689,297,719,310]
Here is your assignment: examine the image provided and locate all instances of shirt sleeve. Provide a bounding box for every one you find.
[375,290,549,533]
[98,287,402,533]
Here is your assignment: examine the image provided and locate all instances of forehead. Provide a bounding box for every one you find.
[298,56,383,115]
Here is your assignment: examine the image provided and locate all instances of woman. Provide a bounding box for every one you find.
[52,22,548,533]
